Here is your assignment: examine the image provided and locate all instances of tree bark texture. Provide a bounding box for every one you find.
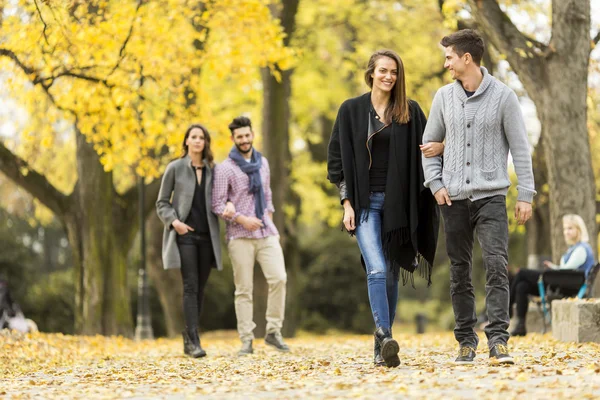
[146,212,184,337]
[255,0,301,338]
[0,127,161,335]
[467,0,597,283]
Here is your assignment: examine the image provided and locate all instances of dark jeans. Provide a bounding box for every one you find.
[509,269,541,319]
[177,232,214,331]
[440,195,510,349]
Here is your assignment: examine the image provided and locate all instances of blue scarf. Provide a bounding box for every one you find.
[229,146,266,221]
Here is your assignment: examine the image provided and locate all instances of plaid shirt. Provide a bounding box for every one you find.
[212,156,278,241]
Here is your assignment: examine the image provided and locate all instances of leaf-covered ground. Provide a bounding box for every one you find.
[1,330,599,399]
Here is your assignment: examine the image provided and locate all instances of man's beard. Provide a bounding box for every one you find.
[236,143,253,154]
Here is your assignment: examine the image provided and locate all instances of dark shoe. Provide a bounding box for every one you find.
[373,336,385,366]
[182,329,206,358]
[374,327,400,368]
[265,332,290,352]
[489,344,514,364]
[510,319,527,337]
[454,346,476,365]
[238,340,253,356]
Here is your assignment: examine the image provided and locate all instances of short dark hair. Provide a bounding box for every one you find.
[440,29,484,65]
[228,116,252,135]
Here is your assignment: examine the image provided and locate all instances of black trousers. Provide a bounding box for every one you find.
[440,195,510,349]
[509,268,541,319]
[177,232,214,331]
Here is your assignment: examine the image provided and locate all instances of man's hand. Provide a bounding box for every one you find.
[419,142,444,158]
[342,199,356,231]
[433,188,452,206]
[172,219,194,235]
[236,215,264,231]
[515,201,532,225]
[223,201,236,218]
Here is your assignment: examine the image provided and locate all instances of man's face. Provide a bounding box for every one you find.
[231,126,254,154]
[444,46,467,80]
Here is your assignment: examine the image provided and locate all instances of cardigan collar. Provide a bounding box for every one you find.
[454,66,494,102]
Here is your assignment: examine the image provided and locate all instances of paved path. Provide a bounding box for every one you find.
[1,330,599,399]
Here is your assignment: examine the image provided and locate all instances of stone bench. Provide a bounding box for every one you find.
[552,298,600,343]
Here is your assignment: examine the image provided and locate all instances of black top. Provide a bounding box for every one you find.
[327,93,439,284]
[369,123,392,192]
[464,88,475,98]
[184,167,210,234]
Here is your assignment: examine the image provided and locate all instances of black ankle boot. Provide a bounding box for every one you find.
[373,335,385,366]
[374,327,400,368]
[182,329,207,358]
[510,319,527,337]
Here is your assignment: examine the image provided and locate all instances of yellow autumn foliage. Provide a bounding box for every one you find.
[0,0,295,185]
[2,330,600,398]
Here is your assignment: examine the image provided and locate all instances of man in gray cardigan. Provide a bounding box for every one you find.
[422,30,536,365]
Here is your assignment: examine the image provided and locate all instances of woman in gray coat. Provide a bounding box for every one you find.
[156,124,233,358]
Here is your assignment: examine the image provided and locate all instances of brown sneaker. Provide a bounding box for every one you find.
[489,344,514,364]
[454,346,476,365]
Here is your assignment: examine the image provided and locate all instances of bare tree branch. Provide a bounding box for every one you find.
[0,48,34,74]
[108,0,145,77]
[465,0,546,100]
[33,0,50,45]
[593,31,600,47]
[0,141,71,217]
[34,70,114,88]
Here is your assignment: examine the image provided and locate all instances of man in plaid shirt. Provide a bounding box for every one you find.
[212,116,289,356]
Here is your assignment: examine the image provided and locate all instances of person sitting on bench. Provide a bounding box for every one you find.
[509,214,595,336]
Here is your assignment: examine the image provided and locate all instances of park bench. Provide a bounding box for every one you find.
[543,263,600,342]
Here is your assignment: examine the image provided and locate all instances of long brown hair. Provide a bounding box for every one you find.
[364,49,410,124]
[181,123,214,167]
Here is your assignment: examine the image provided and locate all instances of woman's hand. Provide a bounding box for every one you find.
[543,260,555,270]
[419,142,444,158]
[342,200,356,231]
[172,219,194,235]
[223,201,236,218]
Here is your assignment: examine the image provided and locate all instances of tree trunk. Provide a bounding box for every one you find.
[261,66,302,338]
[256,65,296,338]
[467,0,597,284]
[526,140,552,269]
[526,202,551,269]
[146,212,184,337]
[69,130,134,336]
[256,0,300,338]
[539,10,596,261]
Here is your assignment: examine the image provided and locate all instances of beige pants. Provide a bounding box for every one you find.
[227,235,287,342]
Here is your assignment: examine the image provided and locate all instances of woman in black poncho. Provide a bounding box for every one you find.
[327,49,441,367]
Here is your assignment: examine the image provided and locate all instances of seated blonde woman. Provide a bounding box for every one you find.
[509,214,595,336]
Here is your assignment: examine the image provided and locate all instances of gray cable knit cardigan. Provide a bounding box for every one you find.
[422,67,536,203]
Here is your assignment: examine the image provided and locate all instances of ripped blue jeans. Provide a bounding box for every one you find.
[355,192,399,331]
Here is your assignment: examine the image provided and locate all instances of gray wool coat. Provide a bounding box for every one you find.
[155,156,223,271]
